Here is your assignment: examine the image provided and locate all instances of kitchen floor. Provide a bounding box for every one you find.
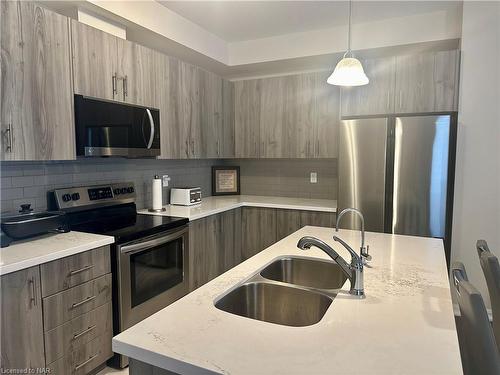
[96,367,129,375]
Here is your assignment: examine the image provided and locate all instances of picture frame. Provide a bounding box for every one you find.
[212,166,240,196]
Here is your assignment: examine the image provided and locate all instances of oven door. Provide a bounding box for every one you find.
[117,225,189,331]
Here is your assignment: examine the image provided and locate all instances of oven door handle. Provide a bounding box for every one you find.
[119,227,187,254]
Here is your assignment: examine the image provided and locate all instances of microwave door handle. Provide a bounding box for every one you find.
[146,108,155,149]
[120,227,187,254]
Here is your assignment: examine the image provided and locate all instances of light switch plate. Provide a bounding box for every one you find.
[310,172,317,183]
[162,175,171,187]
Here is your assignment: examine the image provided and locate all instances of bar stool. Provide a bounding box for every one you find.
[476,239,500,352]
[451,262,500,375]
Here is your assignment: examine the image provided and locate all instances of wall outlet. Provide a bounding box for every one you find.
[310,172,317,183]
[162,175,171,187]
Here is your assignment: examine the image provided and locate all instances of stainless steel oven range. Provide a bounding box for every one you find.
[51,182,189,368]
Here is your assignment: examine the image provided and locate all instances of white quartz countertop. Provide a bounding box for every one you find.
[112,227,462,375]
[139,195,337,220]
[0,231,114,275]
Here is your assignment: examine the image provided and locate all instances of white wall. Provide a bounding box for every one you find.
[452,1,500,308]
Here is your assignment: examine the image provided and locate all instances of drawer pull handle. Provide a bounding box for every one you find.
[74,353,99,371]
[71,295,96,309]
[69,265,94,276]
[72,325,96,340]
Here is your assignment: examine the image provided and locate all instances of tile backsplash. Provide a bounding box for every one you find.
[222,159,337,200]
[1,158,338,215]
[0,159,217,214]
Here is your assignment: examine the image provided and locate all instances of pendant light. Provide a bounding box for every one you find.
[327,0,369,86]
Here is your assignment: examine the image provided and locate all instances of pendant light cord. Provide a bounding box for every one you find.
[347,0,352,56]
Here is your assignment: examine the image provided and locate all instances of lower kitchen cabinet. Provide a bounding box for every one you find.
[0,266,45,371]
[276,209,336,240]
[1,246,113,374]
[189,208,242,291]
[241,207,277,260]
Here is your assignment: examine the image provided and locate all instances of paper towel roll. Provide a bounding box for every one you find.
[152,175,163,210]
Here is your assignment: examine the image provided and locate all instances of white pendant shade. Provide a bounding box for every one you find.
[327,56,369,86]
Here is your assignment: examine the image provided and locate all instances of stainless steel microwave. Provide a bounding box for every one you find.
[74,95,160,158]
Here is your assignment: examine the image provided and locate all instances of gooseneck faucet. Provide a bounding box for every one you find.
[336,208,371,261]
[297,236,364,297]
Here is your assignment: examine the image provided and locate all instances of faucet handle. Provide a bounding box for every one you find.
[361,245,372,262]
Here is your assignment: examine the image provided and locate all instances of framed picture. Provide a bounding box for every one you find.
[212,166,240,196]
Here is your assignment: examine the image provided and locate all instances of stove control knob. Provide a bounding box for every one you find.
[71,193,80,201]
[62,193,72,202]
[120,187,128,194]
[127,187,134,193]
[113,188,120,195]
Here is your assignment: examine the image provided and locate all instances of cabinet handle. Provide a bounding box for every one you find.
[73,325,96,340]
[112,73,118,98]
[2,122,13,153]
[316,140,320,157]
[29,277,37,306]
[191,140,195,156]
[398,90,403,109]
[123,75,128,100]
[71,295,96,309]
[185,139,189,158]
[74,353,99,371]
[387,91,390,109]
[217,140,220,157]
[69,265,94,276]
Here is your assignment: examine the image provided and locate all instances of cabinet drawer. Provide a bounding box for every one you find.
[48,330,112,375]
[44,302,112,364]
[40,245,111,297]
[43,274,112,331]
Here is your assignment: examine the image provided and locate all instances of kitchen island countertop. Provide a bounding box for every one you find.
[112,226,462,375]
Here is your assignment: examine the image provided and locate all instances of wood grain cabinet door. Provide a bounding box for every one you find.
[1,1,75,160]
[0,266,45,371]
[433,49,460,112]
[234,80,261,158]
[221,79,236,158]
[314,72,340,158]
[117,39,157,107]
[189,215,219,290]
[241,207,277,260]
[71,20,118,102]
[395,50,459,113]
[341,56,396,117]
[395,53,436,113]
[199,69,223,158]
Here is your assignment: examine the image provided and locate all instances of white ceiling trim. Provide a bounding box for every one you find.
[88,0,230,64]
[80,0,462,76]
[228,8,463,65]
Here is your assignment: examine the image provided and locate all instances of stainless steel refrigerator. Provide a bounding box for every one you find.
[337,114,457,264]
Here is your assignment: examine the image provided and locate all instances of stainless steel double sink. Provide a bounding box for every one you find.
[214,257,348,327]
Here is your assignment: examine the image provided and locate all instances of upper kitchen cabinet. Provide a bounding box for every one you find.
[234,79,261,158]
[221,79,236,158]
[199,69,223,158]
[395,49,460,113]
[314,72,340,158]
[341,55,396,117]
[234,72,339,159]
[116,38,157,106]
[1,1,75,160]
[71,20,118,102]
[72,20,158,108]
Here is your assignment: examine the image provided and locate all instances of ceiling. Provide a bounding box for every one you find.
[158,1,462,42]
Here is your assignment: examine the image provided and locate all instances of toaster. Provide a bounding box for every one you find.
[170,187,202,206]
